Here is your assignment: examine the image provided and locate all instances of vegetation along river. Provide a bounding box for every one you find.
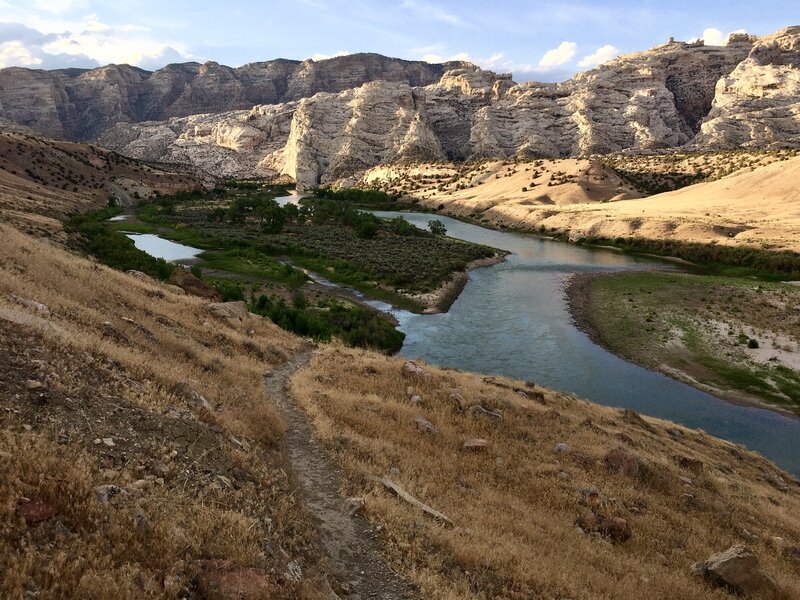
[128,212,800,475]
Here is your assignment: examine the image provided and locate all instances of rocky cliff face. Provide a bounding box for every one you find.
[5,28,800,189]
[0,54,465,140]
[694,27,800,148]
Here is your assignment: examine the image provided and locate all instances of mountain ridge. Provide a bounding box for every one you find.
[2,27,800,189]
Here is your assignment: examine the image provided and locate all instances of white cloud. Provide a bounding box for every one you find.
[577,44,620,68]
[400,0,465,27]
[420,51,471,64]
[310,49,351,60]
[0,40,43,68]
[697,27,747,46]
[0,15,191,70]
[538,41,577,68]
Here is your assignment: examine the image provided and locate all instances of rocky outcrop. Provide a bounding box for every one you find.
[4,29,800,188]
[695,27,800,148]
[0,54,466,140]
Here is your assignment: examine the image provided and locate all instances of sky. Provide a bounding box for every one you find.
[0,1,797,82]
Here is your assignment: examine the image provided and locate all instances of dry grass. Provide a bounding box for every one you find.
[0,223,319,598]
[356,151,800,251]
[0,131,201,240]
[292,344,800,600]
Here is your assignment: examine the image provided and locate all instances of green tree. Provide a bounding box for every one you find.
[428,219,447,236]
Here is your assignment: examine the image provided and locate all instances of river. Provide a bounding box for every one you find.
[368,211,800,475]
[126,213,800,475]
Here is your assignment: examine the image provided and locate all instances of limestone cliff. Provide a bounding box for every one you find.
[0,54,465,140]
[5,28,800,189]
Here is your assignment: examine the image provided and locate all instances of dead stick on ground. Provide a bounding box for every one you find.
[371,476,453,526]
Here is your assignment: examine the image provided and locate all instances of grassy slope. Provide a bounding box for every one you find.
[292,345,800,600]
[571,272,800,414]
[0,224,319,598]
[0,131,201,240]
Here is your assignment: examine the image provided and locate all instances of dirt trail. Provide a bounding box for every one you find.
[265,351,417,600]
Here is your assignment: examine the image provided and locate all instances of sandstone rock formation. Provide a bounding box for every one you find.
[0,53,466,140]
[2,28,799,189]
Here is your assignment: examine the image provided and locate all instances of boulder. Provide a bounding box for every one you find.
[448,392,465,412]
[168,269,222,300]
[173,381,213,412]
[576,511,632,543]
[605,447,640,478]
[402,360,431,380]
[553,442,572,455]
[692,545,780,599]
[414,416,438,434]
[206,301,250,324]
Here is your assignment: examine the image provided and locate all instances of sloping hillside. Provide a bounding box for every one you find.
[0,132,201,240]
[362,151,800,252]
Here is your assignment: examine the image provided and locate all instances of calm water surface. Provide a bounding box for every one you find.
[370,211,800,475]
[126,233,202,262]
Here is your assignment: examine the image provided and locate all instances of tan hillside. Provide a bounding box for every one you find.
[292,345,800,600]
[357,151,800,252]
[0,132,201,240]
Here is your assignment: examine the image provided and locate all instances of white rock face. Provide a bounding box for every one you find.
[95,28,800,188]
[695,27,800,148]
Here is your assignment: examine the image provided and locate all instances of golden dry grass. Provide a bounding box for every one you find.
[292,344,800,600]
[357,151,800,252]
[0,223,319,598]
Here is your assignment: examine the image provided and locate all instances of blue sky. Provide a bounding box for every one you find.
[0,1,796,81]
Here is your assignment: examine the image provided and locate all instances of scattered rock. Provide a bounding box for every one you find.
[448,392,465,411]
[168,269,221,300]
[164,284,186,295]
[25,379,43,391]
[679,476,693,486]
[126,270,151,280]
[692,545,780,599]
[402,360,431,380]
[8,293,50,315]
[554,442,571,455]
[557,471,571,481]
[173,382,213,412]
[414,416,438,434]
[467,404,502,421]
[605,447,640,478]
[195,559,273,600]
[343,497,365,516]
[462,439,489,451]
[94,484,128,506]
[409,394,424,405]
[676,455,704,474]
[16,497,58,525]
[102,437,115,447]
[761,470,790,492]
[620,409,656,433]
[206,301,250,324]
[576,511,631,543]
[666,427,684,440]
